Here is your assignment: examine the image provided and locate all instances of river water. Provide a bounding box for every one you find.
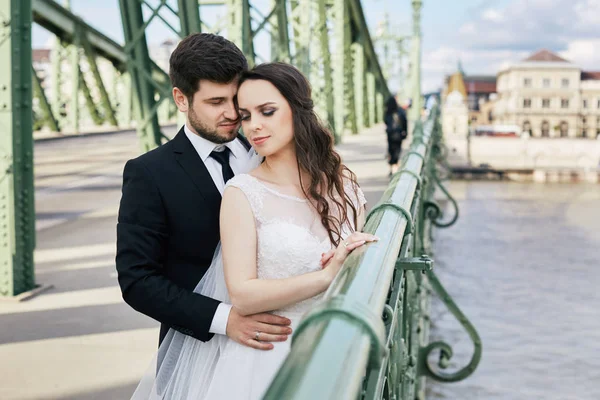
[427,181,600,400]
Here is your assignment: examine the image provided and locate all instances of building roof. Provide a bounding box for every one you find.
[33,48,51,63]
[447,71,467,98]
[581,71,600,80]
[523,49,569,63]
[465,80,496,94]
[465,75,496,82]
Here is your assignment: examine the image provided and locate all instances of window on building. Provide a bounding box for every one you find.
[524,78,532,87]
[542,98,550,108]
[561,99,569,108]
[582,117,587,126]
[541,121,550,137]
[543,78,550,88]
[468,94,477,110]
[523,98,532,108]
[562,78,569,88]
[583,99,588,109]
[523,120,532,135]
[560,121,569,137]
[597,129,600,139]
[598,99,600,109]
[581,129,588,138]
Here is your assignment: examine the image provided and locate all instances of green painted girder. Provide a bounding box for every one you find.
[332,0,346,143]
[0,0,36,297]
[32,0,170,89]
[178,0,202,35]
[309,0,334,131]
[409,0,422,122]
[227,0,255,66]
[347,0,390,100]
[270,0,291,62]
[290,0,310,76]
[343,3,357,135]
[50,38,64,130]
[77,63,104,127]
[352,39,367,130]
[119,0,163,151]
[79,27,118,127]
[32,66,60,132]
[70,38,80,132]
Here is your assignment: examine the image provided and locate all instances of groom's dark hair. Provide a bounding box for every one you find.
[169,33,248,101]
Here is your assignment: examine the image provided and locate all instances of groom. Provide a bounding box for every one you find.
[116,33,292,348]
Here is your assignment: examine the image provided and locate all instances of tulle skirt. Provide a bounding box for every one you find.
[203,311,303,399]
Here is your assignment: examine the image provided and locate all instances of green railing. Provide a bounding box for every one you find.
[264,105,481,399]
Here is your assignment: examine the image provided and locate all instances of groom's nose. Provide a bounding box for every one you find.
[222,101,238,121]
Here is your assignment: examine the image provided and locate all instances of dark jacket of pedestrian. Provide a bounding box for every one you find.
[384,96,407,166]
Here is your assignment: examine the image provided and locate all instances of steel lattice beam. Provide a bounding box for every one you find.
[0,0,36,296]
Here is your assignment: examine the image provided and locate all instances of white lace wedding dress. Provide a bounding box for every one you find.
[131,173,366,400]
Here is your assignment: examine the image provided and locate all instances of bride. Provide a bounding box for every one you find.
[131,62,378,399]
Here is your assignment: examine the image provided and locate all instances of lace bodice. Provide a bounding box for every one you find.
[225,173,366,314]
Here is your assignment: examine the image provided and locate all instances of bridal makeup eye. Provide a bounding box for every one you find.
[239,107,277,121]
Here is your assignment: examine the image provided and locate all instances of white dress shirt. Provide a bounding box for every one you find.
[184,124,258,336]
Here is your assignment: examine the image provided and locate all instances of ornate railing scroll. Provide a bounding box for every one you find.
[263,105,481,400]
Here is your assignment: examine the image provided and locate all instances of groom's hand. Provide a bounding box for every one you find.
[226,308,292,350]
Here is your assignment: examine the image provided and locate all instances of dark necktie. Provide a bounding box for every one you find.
[210,147,235,184]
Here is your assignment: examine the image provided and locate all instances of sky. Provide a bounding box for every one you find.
[33,0,600,93]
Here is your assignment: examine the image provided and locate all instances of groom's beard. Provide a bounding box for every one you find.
[188,107,239,145]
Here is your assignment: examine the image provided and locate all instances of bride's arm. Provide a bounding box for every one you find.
[220,186,331,316]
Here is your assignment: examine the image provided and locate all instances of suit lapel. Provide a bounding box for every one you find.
[172,128,221,205]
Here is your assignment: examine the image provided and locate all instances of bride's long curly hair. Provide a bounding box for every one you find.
[238,62,359,246]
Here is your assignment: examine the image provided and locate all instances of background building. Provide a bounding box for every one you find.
[494,49,600,139]
[442,65,497,125]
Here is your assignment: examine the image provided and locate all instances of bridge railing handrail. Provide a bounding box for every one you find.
[262,106,439,399]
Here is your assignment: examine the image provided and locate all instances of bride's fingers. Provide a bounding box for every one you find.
[346,240,367,251]
[347,232,379,244]
[320,250,335,266]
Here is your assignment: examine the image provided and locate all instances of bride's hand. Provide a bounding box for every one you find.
[320,232,379,281]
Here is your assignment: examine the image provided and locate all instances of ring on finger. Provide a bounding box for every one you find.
[255,331,261,341]
[343,241,350,248]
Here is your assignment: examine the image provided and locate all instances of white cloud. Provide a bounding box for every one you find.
[574,0,600,27]
[559,39,600,70]
[420,0,600,92]
[458,23,477,35]
[457,0,600,51]
[481,8,504,22]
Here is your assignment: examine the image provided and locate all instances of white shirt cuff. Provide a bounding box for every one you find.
[209,303,232,336]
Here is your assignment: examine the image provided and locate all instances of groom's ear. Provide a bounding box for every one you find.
[173,87,189,113]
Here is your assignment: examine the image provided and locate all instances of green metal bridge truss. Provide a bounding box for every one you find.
[1,0,481,397]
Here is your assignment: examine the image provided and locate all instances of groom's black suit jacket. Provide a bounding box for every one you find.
[116,127,251,344]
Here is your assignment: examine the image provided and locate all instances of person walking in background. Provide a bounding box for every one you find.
[384,95,407,177]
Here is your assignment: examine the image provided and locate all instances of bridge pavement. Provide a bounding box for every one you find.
[0,124,391,400]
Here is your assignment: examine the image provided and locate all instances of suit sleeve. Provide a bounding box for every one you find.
[116,158,221,342]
